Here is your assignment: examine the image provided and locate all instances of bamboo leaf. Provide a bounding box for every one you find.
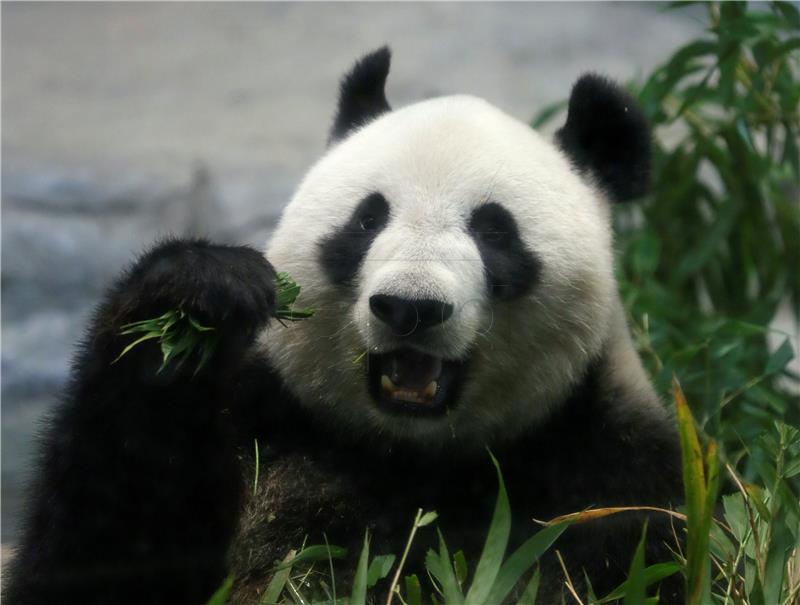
[272,544,347,571]
[404,575,422,605]
[366,554,396,588]
[623,523,648,605]
[417,511,439,527]
[463,452,512,604]
[452,550,468,588]
[484,523,570,605]
[673,378,709,605]
[514,566,541,605]
[430,530,464,604]
[260,550,296,605]
[204,576,234,605]
[350,532,370,605]
[598,562,682,603]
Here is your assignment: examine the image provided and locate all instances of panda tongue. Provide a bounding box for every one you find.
[386,349,443,389]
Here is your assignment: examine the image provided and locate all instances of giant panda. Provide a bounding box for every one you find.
[5,48,683,604]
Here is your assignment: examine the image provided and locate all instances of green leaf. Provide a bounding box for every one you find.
[427,530,464,604]
[273,272,315,323]
[452,550,468,588]
[762,521,793,605]
[417,511,439,527]
[112,332,160,364]
[674,379,714,605]
[260,551,295,605]
[623,522,648,605]
[773,1,800,29]
[484,522,570,605]
[632,232,661,277]
[514,566,541,605]
[349,532,370,605]
[599,562,682,603]
[462,452,512,604]
[205,576,233,605]
[405,574,422,605]
[187,315,214,332]
[744,482,772,521]
[272,544,347,570]
[765,338,795,375]
[366,554,396,588]
[115,308,218,375]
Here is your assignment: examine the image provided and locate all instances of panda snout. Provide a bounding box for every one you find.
[369,294,454,336]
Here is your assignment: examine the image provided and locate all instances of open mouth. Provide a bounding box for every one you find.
[366,348,468,415]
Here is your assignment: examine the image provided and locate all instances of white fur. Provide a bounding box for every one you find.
[261,95,617,448]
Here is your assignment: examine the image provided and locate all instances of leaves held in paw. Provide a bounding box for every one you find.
[113,271,314,373]
[114,309,217,375]
[274,271,316,323]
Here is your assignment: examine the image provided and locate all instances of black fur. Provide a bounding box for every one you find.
[318,192,390,286]
[230,351,684,604]
[469,202,541,300]
[556,74,651,202]
[4,239,277,605]
[4,237,684,605]
[329,47,392,144]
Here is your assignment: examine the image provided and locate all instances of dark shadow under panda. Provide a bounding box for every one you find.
[5,48,683,604]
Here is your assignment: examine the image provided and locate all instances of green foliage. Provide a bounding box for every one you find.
[535,0,800,475]
[675,380,719,604]
[421,454,570,605]
[115,309,216,375]
[245,455,568,605]
[710,423,800,605]
[274,271,316,322]
[627,0,800,453]
[623,523,651,605]
[205,576,234,605]
[116,271,314,373]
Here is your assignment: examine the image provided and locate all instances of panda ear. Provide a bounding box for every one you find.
[329,46,392,144]
[556,74,651,202]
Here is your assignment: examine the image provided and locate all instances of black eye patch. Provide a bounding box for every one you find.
[319,192,390,285]
[469,202,540,300]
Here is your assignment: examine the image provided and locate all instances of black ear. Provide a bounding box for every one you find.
[556,74,651,202]
[329,46,392,144]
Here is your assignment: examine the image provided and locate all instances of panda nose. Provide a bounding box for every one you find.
[369,294,454,336]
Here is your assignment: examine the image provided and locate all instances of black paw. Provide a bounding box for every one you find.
[108,238,276,355]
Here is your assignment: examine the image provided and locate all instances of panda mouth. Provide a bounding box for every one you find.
[366,348,467,415]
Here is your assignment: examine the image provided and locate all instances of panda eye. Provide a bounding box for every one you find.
[469,203,516,249]
[360,214,378,231]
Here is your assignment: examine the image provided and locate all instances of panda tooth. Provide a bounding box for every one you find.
[381,375,395,393]
[423,381,438,399]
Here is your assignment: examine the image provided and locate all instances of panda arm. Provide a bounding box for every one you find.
[4,238,277,605]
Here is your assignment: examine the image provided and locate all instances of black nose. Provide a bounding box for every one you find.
[369,294,454,335]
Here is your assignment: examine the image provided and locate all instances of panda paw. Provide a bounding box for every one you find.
[109,238,277,351]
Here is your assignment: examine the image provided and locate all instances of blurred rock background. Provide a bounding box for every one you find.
[1,2,702,546]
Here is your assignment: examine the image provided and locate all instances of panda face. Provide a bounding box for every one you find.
[262,93,617,448]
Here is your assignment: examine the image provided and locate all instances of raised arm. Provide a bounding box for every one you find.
[5,238,276,605]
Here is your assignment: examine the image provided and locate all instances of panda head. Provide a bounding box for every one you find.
[263,47,651,449]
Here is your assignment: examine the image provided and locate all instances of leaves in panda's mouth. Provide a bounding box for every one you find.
[113,309,217,375]
[273,271,316,323]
